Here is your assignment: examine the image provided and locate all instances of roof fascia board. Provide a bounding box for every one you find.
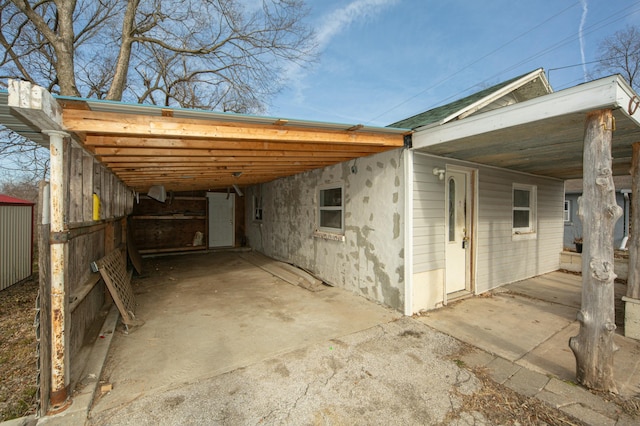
[439,68,549,125]
[54,94,410,135]
[7,79,64,132]
[412,75,628,150]
[614,74,640,127]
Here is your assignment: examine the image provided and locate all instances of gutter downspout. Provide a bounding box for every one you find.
[43,130,71,411]
[621,190,631,250]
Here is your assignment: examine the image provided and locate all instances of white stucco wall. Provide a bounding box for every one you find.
[245,149,406,311]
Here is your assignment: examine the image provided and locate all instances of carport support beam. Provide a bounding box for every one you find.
[622,142,640,339]
[568,109,621,393]
[43,129,72,411]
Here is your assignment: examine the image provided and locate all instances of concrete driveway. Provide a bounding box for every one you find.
[89,251,402,416]
[31,254,640,425]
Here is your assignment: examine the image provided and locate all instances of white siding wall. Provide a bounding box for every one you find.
[412,156,445,273]
[476,167,564,293]
[412,153,564,310]
[245,149,406,311]
[0,205,33,290]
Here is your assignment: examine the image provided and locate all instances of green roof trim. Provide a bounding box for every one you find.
[388,71,537,130]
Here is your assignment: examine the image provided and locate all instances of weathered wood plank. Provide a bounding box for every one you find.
[82,153,93,222]
[68,147,83,223]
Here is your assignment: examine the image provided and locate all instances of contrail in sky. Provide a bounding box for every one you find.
[315,0,399,49]
[579,0,589,81]
[283,0,399,105]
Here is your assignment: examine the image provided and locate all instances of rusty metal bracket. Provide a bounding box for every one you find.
[49,231,69,244]
[629,95,640,116]
[601,115,616,132]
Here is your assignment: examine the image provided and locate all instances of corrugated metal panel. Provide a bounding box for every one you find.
[0,204,33,290]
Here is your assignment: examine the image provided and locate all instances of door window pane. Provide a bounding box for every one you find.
[448,178,456,242]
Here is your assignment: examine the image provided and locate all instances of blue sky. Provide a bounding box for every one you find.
[267,0,640,127]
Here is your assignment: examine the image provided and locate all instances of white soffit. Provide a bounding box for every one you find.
[413,75,637,150]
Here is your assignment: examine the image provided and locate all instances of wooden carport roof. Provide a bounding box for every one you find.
[0,89,409,193]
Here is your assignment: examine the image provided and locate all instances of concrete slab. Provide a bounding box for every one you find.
[88,318,481,425]
[505,271,582,308]
[485,357,520,384]
[89,252,401,418]
[518,322,578,382]
[419,292,576,361]
[503,367,550,397]
[423,271,640,399]
[28,262,638,425]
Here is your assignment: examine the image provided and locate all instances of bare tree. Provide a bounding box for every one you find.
[0,0,317,184]
[0,0,317,110]
[595,25,640,90]
[0,127,49,182]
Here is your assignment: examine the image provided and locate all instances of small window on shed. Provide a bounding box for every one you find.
[564,200,570,222]
[318,185,343,233]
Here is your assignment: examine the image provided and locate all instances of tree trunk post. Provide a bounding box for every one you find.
[569,109,622,393]
[622,142,640,339]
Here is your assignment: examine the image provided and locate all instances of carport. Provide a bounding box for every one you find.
[0,80,408,415]
[409,74,640,393]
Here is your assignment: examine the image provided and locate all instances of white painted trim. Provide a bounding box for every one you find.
[404,149,414,316]
[413,76,632,150]
[439,68,550,125]
[443,164,478,298]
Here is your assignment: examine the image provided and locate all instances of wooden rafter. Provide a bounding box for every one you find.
[58,104,408,192]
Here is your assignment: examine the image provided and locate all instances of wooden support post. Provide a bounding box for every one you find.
[43,130,72,411]
[622,142,640,339]
[627,143,640,299]
[569,109,621,393]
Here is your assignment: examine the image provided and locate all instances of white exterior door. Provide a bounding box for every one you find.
[445,170,470,293]
[207,192,235,248]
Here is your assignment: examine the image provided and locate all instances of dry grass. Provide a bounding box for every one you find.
[0,277,38,421]
[444,365,587,425]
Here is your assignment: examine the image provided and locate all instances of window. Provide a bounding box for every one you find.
[563,200,570,222]
[253,195,263,221]
[448,177,456,242]
[512,184,536,235]
[318,185,343,232]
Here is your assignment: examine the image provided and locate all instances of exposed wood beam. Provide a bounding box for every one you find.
[83,136,391,153]
[98,156,355,164]
[63,109,406,146]
[90,147,377,158]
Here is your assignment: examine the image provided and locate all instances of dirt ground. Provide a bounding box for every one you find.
[0,277,38,421]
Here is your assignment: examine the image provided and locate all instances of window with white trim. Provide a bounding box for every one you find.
[512,184,536,234]
[563,200,570,222]
[318,185,343,233]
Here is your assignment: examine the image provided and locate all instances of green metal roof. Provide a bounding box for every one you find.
[389,70,546,130]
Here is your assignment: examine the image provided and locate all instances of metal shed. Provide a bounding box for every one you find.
[0,194,34,290]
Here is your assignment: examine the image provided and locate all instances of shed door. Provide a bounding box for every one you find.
[207,192,235,248]
[445,170,470,294]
